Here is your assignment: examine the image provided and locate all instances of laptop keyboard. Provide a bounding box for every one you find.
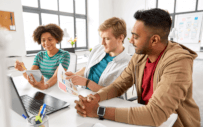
[21,95,56,115]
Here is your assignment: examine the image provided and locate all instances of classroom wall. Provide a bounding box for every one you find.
[98,0,114,44]
[87,0,100,49]
[0,0,26,56]
[112,0,146,54]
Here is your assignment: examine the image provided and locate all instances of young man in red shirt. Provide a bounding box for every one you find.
[74,8,200,127]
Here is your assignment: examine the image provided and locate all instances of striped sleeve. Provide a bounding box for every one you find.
[60,52,70,70]
[33,52,40,66]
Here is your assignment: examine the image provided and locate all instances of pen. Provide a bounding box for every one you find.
[22,114,27,119]
[38,106,43,116]
[16,59,26,70]
[41,108,46,120]
[40,104,46,117]
[21,64,27,71]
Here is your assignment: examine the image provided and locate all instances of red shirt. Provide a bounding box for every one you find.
[141,48,166,104]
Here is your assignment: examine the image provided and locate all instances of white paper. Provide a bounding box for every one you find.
[77,123,106,127]
[57,63,78,96]
[175,13,203,44]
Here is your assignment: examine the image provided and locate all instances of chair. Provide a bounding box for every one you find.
[67,53,77,73]
[124,85,138,101]
[192,58,203,126]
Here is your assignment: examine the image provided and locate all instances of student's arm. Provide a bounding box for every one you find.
[96,55,136,101]
[45,52,70,89]
[75,94,115,120]
[66,66,104,92]
[75,67,86,76]
[44,67,67,89]
[86,80,103,92]
[22,65,39,80]
[66,75,104,92]
[84,58,194,126]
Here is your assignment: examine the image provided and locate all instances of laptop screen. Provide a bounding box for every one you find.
[8,76,28,117]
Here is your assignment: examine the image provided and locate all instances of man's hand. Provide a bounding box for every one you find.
[27,74,47,90]
[74,94,99,118]
[74,95,87,117]
[66,75,87,86]
[65,71,75,76]
[84,94,99,118]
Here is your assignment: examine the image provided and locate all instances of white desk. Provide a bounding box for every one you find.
[8,75,177,127]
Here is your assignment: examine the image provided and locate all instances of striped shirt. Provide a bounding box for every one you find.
[33,49,70,79]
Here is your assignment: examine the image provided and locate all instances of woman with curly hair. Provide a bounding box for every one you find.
[15,24,70,90]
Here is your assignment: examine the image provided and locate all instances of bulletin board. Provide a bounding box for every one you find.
[176,13,203,44]
[0,10,16,31]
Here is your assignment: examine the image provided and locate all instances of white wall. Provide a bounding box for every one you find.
[87,0,114,48]
[0,0,26,56]
[99,0,113,25]
[87,0,100,49]
[98,0,114,44]
[112,0,146,54]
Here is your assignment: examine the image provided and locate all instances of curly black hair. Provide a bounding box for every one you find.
[33,24,64,44]
[134,8,172,42]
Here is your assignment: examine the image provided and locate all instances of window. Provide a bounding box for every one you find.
[156,0,203,29]
[158,0,175,13]
[155,0,203,50]
[22,0,88,54]
[198,0,203,10]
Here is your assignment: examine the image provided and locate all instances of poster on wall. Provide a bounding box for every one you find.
[0,10,16,31]
[176,13,202,44]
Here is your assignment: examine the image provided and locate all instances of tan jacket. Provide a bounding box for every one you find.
[97,41,200,127]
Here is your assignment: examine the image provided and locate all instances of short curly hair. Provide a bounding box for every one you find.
[33,24,64,44]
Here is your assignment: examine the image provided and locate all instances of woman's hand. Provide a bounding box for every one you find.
[15,60,26,71]
[27,74,48,90]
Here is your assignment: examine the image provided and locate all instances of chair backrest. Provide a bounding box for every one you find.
[67,53,77,73]
[192,58,203,126]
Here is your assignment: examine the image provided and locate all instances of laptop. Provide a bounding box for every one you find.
[8,76,70,118]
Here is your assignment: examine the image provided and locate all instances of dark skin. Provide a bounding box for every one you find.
[74,20,168,121]
[74,94,115,121]
[130,20,168,62]
[15,32,67,90]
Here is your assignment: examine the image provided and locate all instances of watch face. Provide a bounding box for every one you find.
[98,107,105,115]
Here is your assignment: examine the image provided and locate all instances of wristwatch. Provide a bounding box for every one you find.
[97,106,106,120]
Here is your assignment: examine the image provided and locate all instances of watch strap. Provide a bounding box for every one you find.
[98,115,104,120]
[97,106,105,120]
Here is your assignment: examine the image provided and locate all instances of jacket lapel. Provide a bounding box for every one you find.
[135,55,147,103]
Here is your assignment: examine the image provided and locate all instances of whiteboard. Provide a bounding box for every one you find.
[175,13,203,44]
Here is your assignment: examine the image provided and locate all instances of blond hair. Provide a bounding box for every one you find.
[98,17,127,43]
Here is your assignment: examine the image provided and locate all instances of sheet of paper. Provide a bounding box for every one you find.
[57,64,78,96]
[77,123,106,127]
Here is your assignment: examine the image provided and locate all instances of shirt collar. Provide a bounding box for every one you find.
[113,47,127,62]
